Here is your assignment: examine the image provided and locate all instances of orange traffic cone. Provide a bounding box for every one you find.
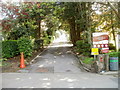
[20,52,26,68]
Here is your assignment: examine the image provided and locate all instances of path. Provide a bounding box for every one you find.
[2,41,118,88]
[18,42,83,73]
[2,31,118,88]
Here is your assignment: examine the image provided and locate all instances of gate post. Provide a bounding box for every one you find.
[104,54,109,71]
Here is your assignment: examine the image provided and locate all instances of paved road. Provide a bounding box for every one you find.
[18,42,83,73]
[2,42,118,88]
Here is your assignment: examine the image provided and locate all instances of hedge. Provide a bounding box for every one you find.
[2,40,18,58]
[106,51,120,57]
[75,40,91,56]
[17,37,33,58]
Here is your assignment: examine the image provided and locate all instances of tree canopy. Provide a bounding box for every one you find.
[1,2,119,50]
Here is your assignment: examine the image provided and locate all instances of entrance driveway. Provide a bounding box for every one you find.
[2,42,118,88]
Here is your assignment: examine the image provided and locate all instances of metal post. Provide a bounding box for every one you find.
[105,54,109,71]
[94,55,97,61]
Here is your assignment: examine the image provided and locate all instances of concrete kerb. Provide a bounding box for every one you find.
[71,50,91,72]
[72,51,119,76]
[77,55,92,72]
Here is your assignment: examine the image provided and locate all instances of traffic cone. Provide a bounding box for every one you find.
[20,52,26,68]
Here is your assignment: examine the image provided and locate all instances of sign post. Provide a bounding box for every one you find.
[91,48,99,61]
[92,32,109,72]
[91,48,99,55]
[92,32,109,54]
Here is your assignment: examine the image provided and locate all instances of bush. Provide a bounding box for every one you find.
[83,57,94,64]
[106,52,120,57]
[109,43,116,50]
[42,35,51,46]
[34,39,43,50]
[2,40,18,58]
[17,37,33,58]
[75,40,91,56]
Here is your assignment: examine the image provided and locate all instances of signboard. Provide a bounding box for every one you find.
[91,48,99,55]
[92,32,109,53]
[101,48,109,53]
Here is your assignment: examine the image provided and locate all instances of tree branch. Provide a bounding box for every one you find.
[99,2,120,20]
[107,2,120,20]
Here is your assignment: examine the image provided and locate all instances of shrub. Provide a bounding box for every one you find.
[2,40,18,58]
[109,43,116,50]
[42,35,51,46]
[17,37,33,58]
[34,39,43,50]
[106,52,120,57]
[75,40,91,56]
[83,57,94,64]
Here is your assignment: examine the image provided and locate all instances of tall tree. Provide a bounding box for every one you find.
[1,2,55,40]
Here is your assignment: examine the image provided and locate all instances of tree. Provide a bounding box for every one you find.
[95,2,119,51]
[1,2,55,40]
[54,2,93,46]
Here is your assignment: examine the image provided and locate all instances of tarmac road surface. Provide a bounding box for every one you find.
[2,42,118,88]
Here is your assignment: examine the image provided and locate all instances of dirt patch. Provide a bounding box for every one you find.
[1,49,44,73]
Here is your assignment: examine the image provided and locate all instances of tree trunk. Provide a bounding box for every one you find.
[35,19,41,39]
[112,27,117,51]
[111,11,117,51]
[118,2,120,28]
[38,19,41,39]
[76,24,81,40]
[68,17,76,46]
[75,3,86,41]
[87,3,92,47]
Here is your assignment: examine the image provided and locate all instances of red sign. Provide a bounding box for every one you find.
[93,35,109,42]
[92,33,109,54]
[101,48,109,53]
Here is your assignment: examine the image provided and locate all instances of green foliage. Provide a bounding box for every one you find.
[83,57,94,64]
[2,2,55,40]
[75,40,91,56]
[0,58,9,66]
[106,52,120,57]
[43,37,51,46]
[2,40,18,58]
[7,20,38,40]
[17,37,33,57]
[34,39,43,50]
[42,30,53,46]
[109,43,116,50]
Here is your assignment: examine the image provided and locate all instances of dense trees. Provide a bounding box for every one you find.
[94,2,119,51]
[1,2,119,49]
[54,2,92,45]
[1,2,55,40]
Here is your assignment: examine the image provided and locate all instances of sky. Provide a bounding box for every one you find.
[0,1,102,20]
[1,0,23,3]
